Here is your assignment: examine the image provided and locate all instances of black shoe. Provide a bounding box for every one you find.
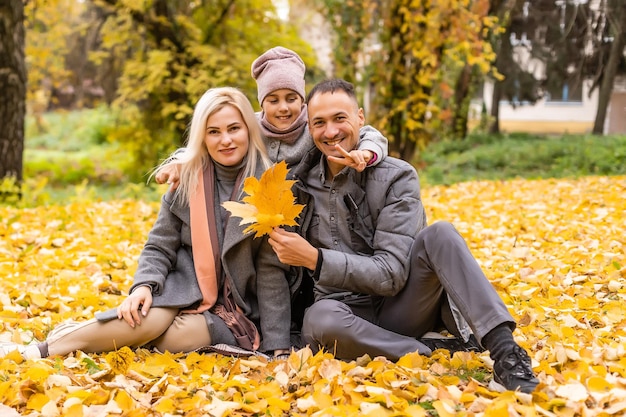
[493,345,539,393]
[419,333,485,354]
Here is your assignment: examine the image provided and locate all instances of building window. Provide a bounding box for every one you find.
[546,80,583,102]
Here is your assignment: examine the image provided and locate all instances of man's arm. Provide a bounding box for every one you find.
[316,163,424,297]
[272,160,427,297]
[268,228,318,271]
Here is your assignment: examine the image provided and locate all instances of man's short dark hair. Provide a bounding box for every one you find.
[306,78,358,104]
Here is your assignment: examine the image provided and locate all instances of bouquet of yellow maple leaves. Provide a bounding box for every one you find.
[223,161,305,237]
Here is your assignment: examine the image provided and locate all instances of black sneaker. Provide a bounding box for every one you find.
[419,333,485,354]
[493,345,539,393]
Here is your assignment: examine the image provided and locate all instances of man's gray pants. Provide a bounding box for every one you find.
[301,221,516,361]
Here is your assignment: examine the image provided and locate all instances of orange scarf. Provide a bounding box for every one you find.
[185,162,261,351]
[185,165,220,313]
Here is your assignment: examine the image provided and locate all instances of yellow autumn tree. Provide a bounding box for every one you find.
[311,0,498,161]
[24,0,86,128]
[94,0,317,180]
[24,0,318,180]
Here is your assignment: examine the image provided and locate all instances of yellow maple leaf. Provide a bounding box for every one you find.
[105,346,135,375]
[223,161,305,238]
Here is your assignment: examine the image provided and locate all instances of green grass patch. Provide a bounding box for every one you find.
[20,108,626,205]
[26,106,114,150]
[416,132,626,186]
[21,107,163,205]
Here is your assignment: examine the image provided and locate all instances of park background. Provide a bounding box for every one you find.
[1,0,626,416]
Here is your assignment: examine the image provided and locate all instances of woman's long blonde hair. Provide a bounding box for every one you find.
[155,87,272,205]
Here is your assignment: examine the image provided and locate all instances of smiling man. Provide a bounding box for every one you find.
[307,85,366,177]
[268,78,539,394]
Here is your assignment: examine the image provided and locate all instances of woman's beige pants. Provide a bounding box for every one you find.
[47,308,212,356]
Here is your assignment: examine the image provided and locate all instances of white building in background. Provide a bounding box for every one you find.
[474,77,626,135]
[472,78,602,135]
[472,0,626,135]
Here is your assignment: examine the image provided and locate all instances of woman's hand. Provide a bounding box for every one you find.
[117,285,153,327]
[268,228,318,271]
[327,144,373,172]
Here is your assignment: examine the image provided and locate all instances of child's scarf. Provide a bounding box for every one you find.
[259,104,308,144]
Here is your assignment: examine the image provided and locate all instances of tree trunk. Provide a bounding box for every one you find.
[0,0,26,188]
[593,3,625,134]
[487,0,520,136]
[400,136,418,162]
[452,63,474,139]
[489,80,502,134]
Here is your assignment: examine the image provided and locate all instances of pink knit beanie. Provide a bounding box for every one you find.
[251,46,306,105]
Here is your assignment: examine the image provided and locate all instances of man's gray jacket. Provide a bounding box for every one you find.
[291,147,427,299]
[290,147,472,342]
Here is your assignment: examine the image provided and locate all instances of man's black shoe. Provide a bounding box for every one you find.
[492,345,539,393]
[419,333,485,354]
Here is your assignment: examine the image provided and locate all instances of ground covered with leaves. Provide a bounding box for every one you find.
[0,175,625,416]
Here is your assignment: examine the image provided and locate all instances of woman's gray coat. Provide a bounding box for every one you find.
[96,162,293,352]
